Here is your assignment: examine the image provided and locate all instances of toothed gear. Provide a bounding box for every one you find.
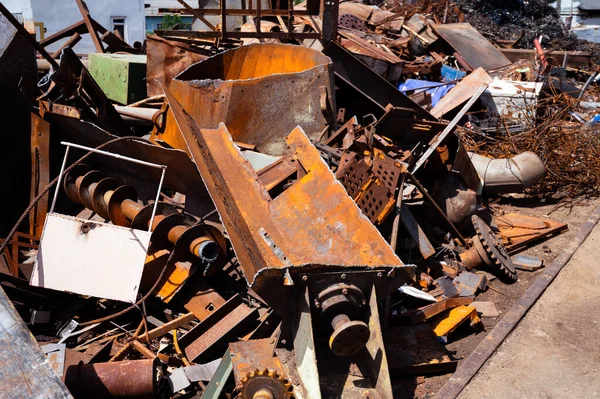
[239,369,295,399]
[472,215,518,282]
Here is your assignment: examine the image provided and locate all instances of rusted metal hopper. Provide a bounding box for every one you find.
[154,43,336,156]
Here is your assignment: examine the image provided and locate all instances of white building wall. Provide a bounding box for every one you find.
[552,0,600,42]
[4,0,34,32]
[30,0,146,54]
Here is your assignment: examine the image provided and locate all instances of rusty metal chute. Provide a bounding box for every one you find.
[155,43,336,156]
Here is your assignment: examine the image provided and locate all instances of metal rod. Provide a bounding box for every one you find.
[50,146,71,213]
[405,172,469,247]
[149,167,167,233]
[60,142,165,169]
[578,71,598,100]
[411,84,488,174]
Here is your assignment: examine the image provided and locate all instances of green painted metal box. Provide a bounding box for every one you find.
[88,53,147,105]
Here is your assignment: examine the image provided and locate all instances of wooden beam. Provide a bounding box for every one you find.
[50,33,82,59]
[175,0,217,31]
[75,0,104,53]
[40,20,86,47]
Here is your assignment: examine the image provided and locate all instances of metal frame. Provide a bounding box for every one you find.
[156,0,338,41]
[52,142,167,233]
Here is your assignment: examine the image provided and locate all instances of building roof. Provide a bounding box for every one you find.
[578,0,600,11]
[145,0,190,16]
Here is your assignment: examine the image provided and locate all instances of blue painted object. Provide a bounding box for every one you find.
[588,114,600,125]
[441,64,466,81]
[399,79,455,108]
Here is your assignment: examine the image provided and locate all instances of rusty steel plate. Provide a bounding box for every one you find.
[373,153,403,192]
[146,35,208,97]
[163,86,412,314]
[431,23,512,71]
[335,152,373,199]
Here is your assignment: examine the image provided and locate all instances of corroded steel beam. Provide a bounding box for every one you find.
[163,85,413,314]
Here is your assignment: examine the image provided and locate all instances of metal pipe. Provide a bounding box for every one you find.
[114,106,159,121]
[534,38,548,72]
[468,151,546,195]
[50,146,70,213]
[150,167,167,232]
[61,142,166,233]
[63,168,221,261]
[121,199,144,221]
[167,225,187,243]
[190,237,220,262]
[64,358,157,398]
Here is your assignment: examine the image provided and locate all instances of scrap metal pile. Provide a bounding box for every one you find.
[1,0,596,398]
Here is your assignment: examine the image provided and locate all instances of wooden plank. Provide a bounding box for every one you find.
[431,67,492,118]
[50,33,82,59]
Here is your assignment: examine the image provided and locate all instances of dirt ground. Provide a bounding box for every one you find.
[393,195,600,398]
[458,204,600,398]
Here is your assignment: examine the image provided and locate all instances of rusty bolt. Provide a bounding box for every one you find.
[377,272,383,278]
[341,273,346,280]
[302,275,308,282]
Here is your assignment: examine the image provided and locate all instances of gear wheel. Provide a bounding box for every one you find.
[472,215,518,282]
[239,369,295,399]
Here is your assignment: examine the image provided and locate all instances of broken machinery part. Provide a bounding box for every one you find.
[239,370,294,399]
[460,215,518,282]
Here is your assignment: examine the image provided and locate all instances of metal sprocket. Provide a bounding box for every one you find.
[239,369,295,399]
[472,215,518,282]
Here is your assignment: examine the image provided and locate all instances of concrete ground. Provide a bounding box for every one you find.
[458,221,600,399]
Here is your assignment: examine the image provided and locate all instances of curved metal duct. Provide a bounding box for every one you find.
[468,151,546,195]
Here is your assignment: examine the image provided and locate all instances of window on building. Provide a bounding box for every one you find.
[111,17,127,41]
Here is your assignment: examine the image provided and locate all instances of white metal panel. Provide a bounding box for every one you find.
[31,213,151,303]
